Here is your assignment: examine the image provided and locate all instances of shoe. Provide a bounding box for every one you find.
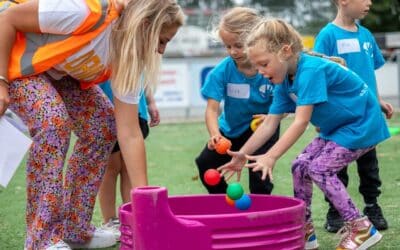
[363,204,388,230]
[67,228,117,249]
[336,216,382,250]
[46,241,71,250]
[305,222,319,250]
[100,218,121,241]
[325,207,344,233]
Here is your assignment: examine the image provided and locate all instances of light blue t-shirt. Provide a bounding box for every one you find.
[269,53,389,149]
[201,57,275,137]
[314,22,385,97]
[99,80,148,121]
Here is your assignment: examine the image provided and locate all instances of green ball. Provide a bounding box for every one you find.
[227,182,244,200]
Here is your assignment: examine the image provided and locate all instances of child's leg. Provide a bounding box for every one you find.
[120,158,132,203]
[98,149,122,223]
[54,78,116,243]
[307,140,371,221]
[8,75,72,250]
[292,137,326,222]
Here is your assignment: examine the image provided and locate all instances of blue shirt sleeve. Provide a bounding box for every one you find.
[313,29,332,56]
[269,84,296,114]
[201,65,226,102]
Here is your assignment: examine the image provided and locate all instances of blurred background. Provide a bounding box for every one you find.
[153,0,400,121]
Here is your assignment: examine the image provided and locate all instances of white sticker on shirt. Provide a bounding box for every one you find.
[337,39,361,54]
[227,83,250,99]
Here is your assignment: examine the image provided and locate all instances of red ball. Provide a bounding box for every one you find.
[204,169,221,186]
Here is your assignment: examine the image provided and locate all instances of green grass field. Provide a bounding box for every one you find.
[1,114,399,249]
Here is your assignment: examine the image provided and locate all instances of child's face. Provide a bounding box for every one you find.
[341,0,372,20]
[158,25,180,54]
[219,29,247,64]
[248,45,289,84]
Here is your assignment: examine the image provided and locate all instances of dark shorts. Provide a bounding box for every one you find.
[112,116,149,153]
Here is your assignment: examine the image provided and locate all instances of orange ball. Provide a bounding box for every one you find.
[225,195,235,207]
[215,138,232,154]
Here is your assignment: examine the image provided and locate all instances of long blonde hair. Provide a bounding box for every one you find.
[246,18,303,60]
[212,7,261,44]
[110,0,184,97]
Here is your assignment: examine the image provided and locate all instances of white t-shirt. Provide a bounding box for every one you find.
[38,0,140,104]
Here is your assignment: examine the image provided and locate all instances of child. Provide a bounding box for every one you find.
[0,0,183,249]
[195,7,279,194]
[219,18,389,250]
[98,81,160,240]
[313,0,393,233]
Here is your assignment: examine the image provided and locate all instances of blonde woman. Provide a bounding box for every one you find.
[0,0,184,249]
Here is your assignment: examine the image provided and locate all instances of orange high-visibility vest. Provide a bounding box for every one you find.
[1,0,119,89]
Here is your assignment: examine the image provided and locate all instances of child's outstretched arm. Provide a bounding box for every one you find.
[245,105,313,181]
[218,113,283,178]
[205,99,224,150]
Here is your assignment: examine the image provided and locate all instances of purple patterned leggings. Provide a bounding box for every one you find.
[8,74,116,249]
[292,137,372,223]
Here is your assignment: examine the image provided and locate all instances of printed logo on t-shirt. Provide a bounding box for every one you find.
[227,83,250,99]
[362,42,373,57]
[337,39,361,54]
[259,84,274,98]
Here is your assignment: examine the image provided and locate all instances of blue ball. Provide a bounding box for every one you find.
[235,194,252,210]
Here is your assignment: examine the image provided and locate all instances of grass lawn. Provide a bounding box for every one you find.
[1,114,400,249]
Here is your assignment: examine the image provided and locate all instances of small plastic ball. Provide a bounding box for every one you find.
[225,195,235,206]
[250,117,262,132]
[204,169,221,186]
[215,138,232,154]
[226,182,244,200]
[235,194,252,210]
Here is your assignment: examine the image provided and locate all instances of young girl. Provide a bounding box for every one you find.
[195,7,279,194]
[219,18,389,250]
[0,0,183,249]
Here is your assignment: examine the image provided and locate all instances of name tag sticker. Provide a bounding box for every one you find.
[337,39,361,54]
[227,83,250,99]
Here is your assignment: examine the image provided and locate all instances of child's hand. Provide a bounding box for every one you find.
[380,100,394,119]
[207,134,222,150]
[217,150,247,182]
[245,154,276,181]
[147,102,160,127]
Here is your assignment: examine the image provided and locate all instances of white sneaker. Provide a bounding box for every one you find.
[46,241,72,250]
[67,228,117,249]
[100,218,121,241]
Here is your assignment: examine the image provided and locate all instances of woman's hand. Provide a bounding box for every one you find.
[217,150,247,181]
[245,154,277,181]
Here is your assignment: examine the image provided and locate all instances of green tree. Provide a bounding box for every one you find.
[361,0,400,32]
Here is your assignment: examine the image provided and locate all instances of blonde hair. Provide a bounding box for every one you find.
[110,0,184,96]
[212,7,261,44]
[246,18,303,59]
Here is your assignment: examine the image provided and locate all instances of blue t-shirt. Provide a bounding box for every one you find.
[314,22,385,97]
[201,57,275,137]
[269,53,389,149]
[99,80,148,121]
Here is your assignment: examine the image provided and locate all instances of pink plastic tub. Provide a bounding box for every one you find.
[119,186,305,250]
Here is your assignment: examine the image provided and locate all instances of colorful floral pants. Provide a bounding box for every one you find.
[8,74,116,249]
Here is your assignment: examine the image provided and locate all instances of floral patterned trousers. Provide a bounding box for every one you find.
[8,74,116,249]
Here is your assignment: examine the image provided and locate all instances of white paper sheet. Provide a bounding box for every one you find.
[0,117,32,187]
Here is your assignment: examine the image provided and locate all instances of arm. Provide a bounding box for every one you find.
[246,105,313,180]
[0,0,40,116]
[218,113,283,177]
[205,99,223,150]
[114,97,148,188]
[145,90,160,127]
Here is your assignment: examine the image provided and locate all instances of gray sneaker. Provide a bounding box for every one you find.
[100,218,121,241]
[67,228,116,249]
